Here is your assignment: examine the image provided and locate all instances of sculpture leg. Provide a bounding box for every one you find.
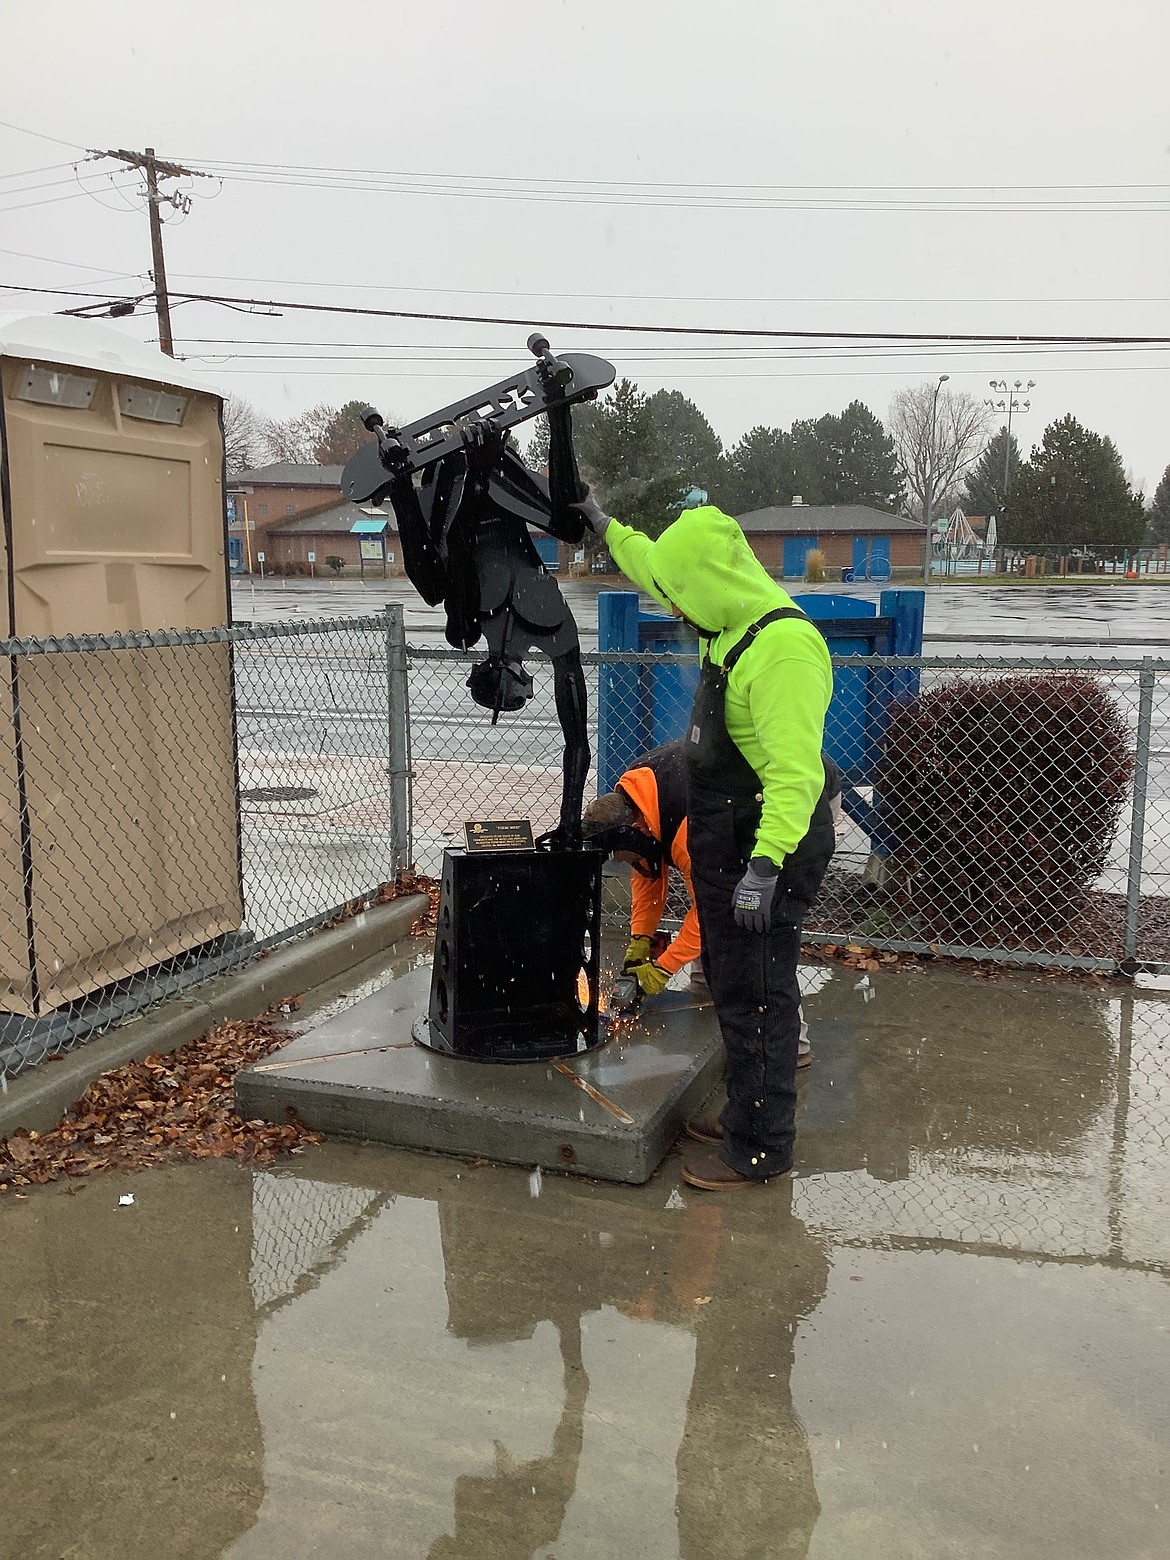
[545,402,588,540]
[548,646,590,848]
[389,473,447,606]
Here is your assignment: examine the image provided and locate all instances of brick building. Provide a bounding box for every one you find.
[227,463,343,572]
[264,501,402,575]
[736,500,926,579]
[571,500,926,581]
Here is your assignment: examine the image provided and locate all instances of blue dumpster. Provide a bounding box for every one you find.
[596,589,924,799]
[597,594,701,791]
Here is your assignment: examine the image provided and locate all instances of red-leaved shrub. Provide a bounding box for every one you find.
[874,672,1133,946]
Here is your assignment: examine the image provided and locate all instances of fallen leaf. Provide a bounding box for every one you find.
[0,1015,320,1196]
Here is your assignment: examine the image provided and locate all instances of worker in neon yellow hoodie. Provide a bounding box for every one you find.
[574,490,835,1191]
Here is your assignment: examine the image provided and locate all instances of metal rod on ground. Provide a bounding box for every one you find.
[385,604,412,875]
[1123,660,1155,963]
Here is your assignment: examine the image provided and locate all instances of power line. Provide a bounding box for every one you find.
[0,117,89,152]
[0,245,148,273]
[0,160,78,182]
[0,174,94,200]
[124,289,1170,346]
[0,183,140,216]
[7,280,1170,348]
[180,153,1170,213]
[189,362,1170,381]
[18,254,1170,308]
[174,345,1170,364]
[167,268,1170,308]
[184,155,1170,193]
[194,168,1169,214]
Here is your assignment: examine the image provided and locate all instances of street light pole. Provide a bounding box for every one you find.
[922,373,949,586]
[985,378,1036,530]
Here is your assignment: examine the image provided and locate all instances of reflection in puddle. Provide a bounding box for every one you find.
[232,1176,825,1559]
[225,975,1170,1558]
[5,969,1169,1560]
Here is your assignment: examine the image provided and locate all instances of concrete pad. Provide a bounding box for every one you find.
[235,963,724,1183]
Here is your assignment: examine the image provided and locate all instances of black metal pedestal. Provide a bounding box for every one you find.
[413,846,603,1062]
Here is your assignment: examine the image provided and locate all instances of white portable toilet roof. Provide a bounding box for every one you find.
[0,311,222,397]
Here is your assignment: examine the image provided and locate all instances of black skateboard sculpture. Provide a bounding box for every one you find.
[343,337,616,1062]
[343,334,615,850]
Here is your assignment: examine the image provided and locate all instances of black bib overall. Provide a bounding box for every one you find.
[685,609,835,1177]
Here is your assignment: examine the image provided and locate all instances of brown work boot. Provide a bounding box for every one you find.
[684,1108,725,1145]
[682,1153,786,1191]
[798,1047,813,1069]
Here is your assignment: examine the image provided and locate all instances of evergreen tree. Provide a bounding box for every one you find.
[1146,464,1170,546]
[575,380,684,538]
[1008,415,1147,549]
[963,426,1022,522]
[791,401,902,510]
[722,426,812,514]
[644,389,726,499]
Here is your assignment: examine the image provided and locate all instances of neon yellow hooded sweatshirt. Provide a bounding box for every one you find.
[606,506,833,865]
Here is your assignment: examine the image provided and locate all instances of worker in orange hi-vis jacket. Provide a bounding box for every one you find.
[584,737,840,1068]
[583,738,700,998]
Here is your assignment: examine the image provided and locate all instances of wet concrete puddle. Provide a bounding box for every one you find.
[4,966,1169,1559]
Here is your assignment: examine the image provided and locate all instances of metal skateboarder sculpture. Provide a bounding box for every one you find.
[342,334,616,849]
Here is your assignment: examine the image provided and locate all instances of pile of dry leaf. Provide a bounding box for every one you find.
[802,938,1123,988]
[391,868,440,935]
[327,869,440,938]
[0,1016,320,1195]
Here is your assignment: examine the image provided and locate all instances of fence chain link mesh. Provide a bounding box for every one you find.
[0,615,407,1080]
[407,645,1169,979]
[3,621,1167,1088]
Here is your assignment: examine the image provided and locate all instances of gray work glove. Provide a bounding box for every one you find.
[571,489,612,539]
[732,857,780,933]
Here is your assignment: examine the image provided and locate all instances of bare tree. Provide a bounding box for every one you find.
[222,395,266,475]
[259,401,384,466]
[259,408,317,465]
[889,383,990,521]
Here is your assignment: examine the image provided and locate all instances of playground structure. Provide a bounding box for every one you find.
[932,509,1170,580]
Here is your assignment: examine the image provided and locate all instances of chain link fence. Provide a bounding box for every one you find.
[0,615,409,1080]
[3,614,1168,1084]
[407,644,1170,976]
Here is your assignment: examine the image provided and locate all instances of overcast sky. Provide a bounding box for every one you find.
[3,0,1167,491]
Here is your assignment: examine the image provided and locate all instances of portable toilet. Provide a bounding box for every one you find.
[0,313,243,1017]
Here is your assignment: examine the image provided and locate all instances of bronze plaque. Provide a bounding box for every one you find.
[463,818,535,853]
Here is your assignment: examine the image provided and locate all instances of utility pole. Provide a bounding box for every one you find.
[921,373,949,586]
[144,149,174,354]
[91,146,210,356]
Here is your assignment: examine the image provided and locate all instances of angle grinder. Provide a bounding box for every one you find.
[609,933,671,1015]
[609,972,643,1013]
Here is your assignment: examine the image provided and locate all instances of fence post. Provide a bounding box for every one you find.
[385,603,412,876]
[1123,660,1155,963]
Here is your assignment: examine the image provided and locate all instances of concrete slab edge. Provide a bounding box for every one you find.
[236,1038,725,1185]
[0,895,429,1140]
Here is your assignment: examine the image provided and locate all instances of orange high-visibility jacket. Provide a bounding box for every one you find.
[616,741,700,976]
